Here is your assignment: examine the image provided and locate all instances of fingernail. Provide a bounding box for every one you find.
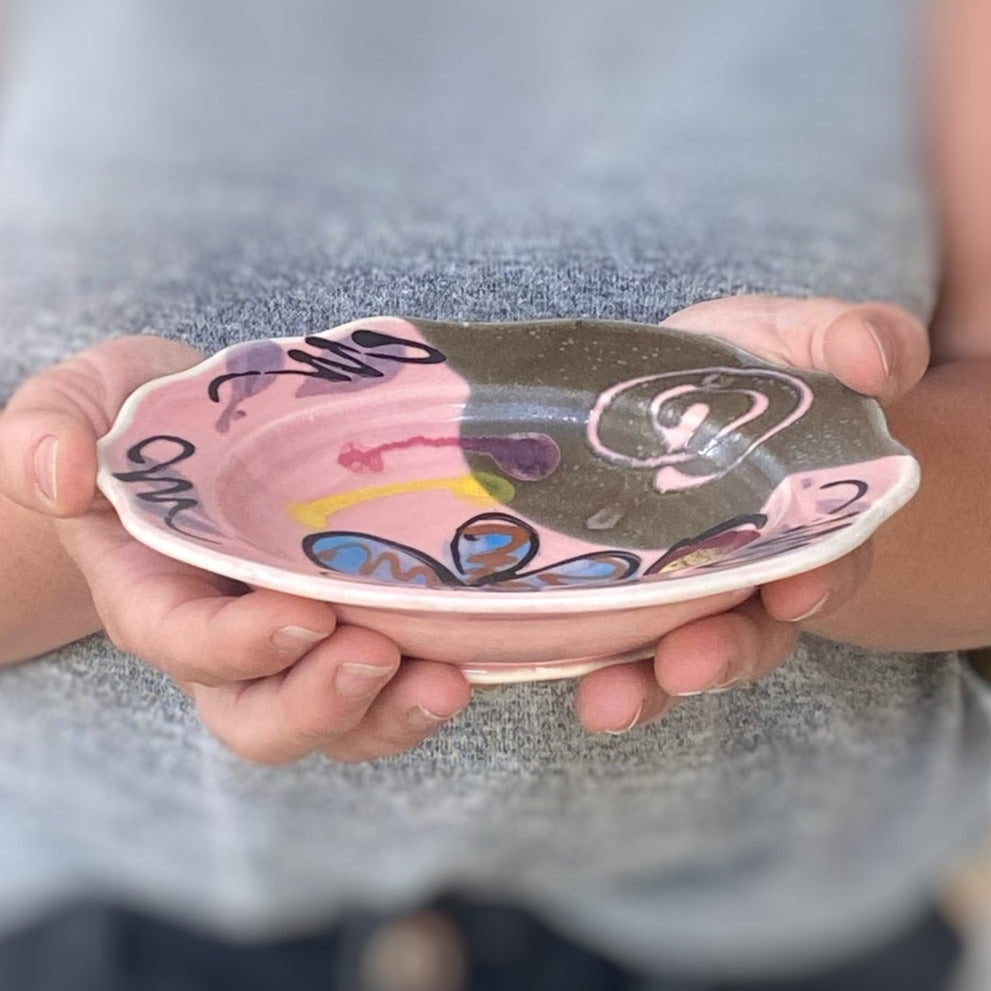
[788,592,830,623]
[864,321,890,379]
[335,662,395,699]
[408,704,458,733]
[271,625,330,652]
[638,698,679,725]
[673,662,734,697]
[604,701,644,735]
[709,662,748,691]
[33,436,59,504]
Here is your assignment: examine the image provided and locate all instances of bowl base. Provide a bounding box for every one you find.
[459,645,656,685]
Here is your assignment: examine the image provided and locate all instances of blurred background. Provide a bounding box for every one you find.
[2,2,991,990]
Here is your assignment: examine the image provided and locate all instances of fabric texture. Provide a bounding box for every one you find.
[0,0,987,981]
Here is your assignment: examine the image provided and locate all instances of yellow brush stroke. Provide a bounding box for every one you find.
[289,472,516,529]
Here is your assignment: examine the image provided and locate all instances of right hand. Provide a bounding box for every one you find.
[572,295,931,732]
[0,336,471,764]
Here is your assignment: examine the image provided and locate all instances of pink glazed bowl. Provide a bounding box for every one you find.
[96,317,918,684]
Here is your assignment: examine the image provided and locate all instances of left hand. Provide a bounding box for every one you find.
[0,336,471,764]
[575,295,930,733]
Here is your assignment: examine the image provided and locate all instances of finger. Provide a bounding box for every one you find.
[0,336,203,516]
[654,596,798,697]
[818,304,930,404]
[574,659,676,734]
[662,296,929,404]
[194,625,407,765]
[760,539,874,625]
[320,660,472,764]
[58,510,338,685]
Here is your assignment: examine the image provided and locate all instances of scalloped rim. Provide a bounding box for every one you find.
[97,319,920,616]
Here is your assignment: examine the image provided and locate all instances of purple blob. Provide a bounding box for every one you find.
[462,433,561,481]
[215,341,286,433]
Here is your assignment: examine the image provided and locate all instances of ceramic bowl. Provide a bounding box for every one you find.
[97,317,918,683]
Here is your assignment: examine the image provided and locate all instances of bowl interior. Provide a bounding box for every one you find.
[210,380,789,592]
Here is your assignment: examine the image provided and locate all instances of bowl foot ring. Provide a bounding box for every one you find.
[459,645,656,685]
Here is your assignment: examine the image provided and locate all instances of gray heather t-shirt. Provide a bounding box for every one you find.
[1,0,989,980]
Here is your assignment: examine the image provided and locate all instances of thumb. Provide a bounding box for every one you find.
[815,302,930,405]
[663,296,930,405]
[0,335,203,516]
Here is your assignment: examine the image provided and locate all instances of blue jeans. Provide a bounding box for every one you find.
[0,897,962,991]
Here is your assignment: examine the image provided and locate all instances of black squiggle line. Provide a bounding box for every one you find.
[819,479,869,514]
[208,331,447,403]
[113,436,221,544]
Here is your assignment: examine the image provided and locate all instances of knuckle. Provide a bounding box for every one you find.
[326,720,425,761]
[144,642,212,687]
[201,715,288,766]
[775,642,798,668]
[210,648,250,682]
[101,615,138,657]
[325,738,406,763]
[231,742,292,766]
[768,635,797,670]
[175,661,217,688]
[291,720,340,751]
[320,745,369,764]
[154,610,234,685]
[378,726,433,753]
[368,732,409,754]
[729,605,765,645]
[29,364,110,435]
[59,357,112,425]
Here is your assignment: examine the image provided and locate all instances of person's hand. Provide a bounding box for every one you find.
[0,336,470,763]
[574,295,930,733]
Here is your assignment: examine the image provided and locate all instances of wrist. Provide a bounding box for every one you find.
[931,273,991,363]
[0,494,101,666]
